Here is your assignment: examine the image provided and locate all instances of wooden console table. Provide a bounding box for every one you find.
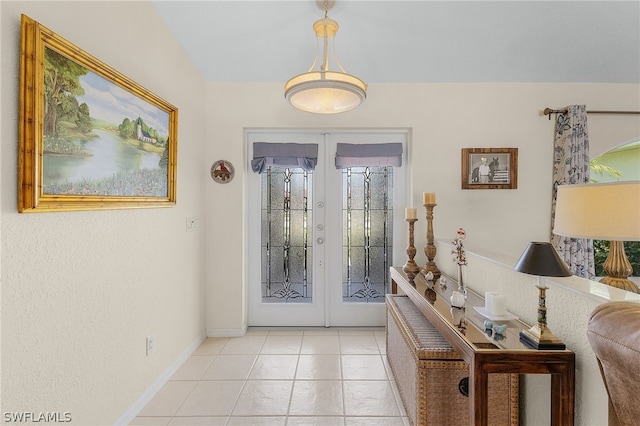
[390,267,575,426]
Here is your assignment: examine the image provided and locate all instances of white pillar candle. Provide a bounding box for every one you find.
[405,207,417,220]
[422,192,436,204]
[485,292,507,316]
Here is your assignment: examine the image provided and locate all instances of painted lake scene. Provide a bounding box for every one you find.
[42,47,170,197]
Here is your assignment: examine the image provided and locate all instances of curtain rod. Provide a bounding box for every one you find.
[543,107,640,120]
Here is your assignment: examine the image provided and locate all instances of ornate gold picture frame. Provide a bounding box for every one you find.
[461,148,518,189]
[18,15,178,212]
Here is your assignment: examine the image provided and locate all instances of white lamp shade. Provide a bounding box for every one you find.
[553,181,640,241]
[284,71,366,114]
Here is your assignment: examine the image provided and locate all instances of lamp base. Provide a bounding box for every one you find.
[600,241,638,294]
[519,325,566,350]
[600,276,640,294]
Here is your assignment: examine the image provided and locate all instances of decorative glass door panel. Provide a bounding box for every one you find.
[261,167,313,303]
[342,166,393,303]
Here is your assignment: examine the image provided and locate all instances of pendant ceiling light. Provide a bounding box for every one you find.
[284,0,367,114]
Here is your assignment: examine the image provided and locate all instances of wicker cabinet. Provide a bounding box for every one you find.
[387,295,519,426]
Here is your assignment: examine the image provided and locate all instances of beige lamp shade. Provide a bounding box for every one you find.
[553,181,640,241]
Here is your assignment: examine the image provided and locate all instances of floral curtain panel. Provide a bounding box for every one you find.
[551,105,595,278]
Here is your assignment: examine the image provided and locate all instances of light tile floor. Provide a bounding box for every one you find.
[130,327,409,426]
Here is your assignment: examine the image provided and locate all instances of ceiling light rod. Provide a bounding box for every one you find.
[284,0,367,114]
[320,2,339,73]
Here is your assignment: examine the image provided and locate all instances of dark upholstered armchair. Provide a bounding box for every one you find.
[587,302,640,426]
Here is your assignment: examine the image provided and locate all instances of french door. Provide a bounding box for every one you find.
[246,130,408,326]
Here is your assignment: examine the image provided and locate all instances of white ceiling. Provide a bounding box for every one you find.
[152,1,640,84]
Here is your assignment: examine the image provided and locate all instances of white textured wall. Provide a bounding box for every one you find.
[1,1,207,424]
[205,81,639,426]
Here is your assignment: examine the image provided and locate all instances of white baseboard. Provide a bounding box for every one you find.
[206,325,247,337]
[114,333,206,425]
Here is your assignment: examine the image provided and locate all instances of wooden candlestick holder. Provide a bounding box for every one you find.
[421,203,441,280]
[403,218,421,282]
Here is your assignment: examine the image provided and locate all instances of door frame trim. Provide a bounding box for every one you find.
[243,128,413,327]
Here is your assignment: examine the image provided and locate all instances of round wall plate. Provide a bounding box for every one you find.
[211,160,234,184]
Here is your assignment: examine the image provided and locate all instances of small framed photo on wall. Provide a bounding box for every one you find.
[461,148,518,189]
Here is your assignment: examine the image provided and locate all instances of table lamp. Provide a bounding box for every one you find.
[553,181,640,293]
[514,242,572,350]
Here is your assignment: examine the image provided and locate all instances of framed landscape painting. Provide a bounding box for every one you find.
[461,148,518,189]
[18,14,178,212]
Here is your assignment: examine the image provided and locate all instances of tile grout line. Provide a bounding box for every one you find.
[170,337,231,420]
[226,332,269,420]
[340,343,348,421]
[284,330,302,421]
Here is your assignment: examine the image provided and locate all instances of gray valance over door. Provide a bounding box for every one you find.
[334,143,403,168]
[251,142,319,173]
